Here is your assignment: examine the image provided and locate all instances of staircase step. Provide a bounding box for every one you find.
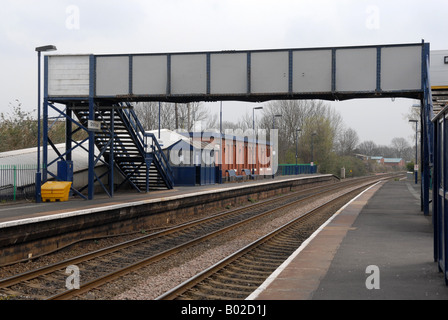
[73,106,173,192]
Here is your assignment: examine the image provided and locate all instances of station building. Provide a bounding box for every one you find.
[153,129,274,185]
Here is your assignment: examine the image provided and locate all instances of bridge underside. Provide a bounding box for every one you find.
[50,90,423,105]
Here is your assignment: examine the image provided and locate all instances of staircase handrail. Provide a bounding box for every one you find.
[120,105,173,185]
[120,105,146,153]
[144,132,174,181]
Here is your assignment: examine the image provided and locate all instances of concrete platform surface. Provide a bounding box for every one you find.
[0,174,327,225]
[251,179,448,300]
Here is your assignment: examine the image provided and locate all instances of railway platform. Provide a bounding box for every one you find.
[0,174,328,225]
[250,178,448,300]
[0,173,338,265]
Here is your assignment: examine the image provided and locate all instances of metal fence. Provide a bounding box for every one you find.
[278,164,317,176]
[0,164,37,201]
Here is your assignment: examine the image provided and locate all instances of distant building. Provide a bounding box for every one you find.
[369,156,383,163]
[364,156,406,170]
[382,158,406,168]
[147,129,274,185]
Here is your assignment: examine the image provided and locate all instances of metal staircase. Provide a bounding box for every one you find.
[432,88,448,116]
[72,104,174,193]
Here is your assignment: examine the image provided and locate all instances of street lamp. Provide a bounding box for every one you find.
[252,106,263,132]
[409,119,418,184]
[296,128,302,166]
[311,131,317,164]
[35,45,57,203]
[271,114,282,178]
[220,101,223,136]
[252,106,263,174]
[158,102,161,139]
[272,114,282,130]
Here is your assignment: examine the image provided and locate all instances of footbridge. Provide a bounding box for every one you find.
[42,42,433,215]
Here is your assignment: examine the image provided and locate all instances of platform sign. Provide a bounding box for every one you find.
[87,120,101,132]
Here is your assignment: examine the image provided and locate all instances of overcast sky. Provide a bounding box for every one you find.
[1,0,447,146]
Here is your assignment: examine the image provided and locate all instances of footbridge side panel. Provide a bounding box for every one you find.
[47,43,425,103]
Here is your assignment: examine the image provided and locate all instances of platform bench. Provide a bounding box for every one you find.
[243,169,257,180]
[226,169,244,182]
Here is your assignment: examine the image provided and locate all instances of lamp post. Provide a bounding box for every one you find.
[271,114,282,178]
[252,106,263,133]
[409,119,418,184]
[311,131,317,165]
[252,106,263,174]
[158,102,161,139]
[296,128,302,166]
[35,45,57,203]
[220,101,223,136]
[272,114,282,130]
[219,101,223,176]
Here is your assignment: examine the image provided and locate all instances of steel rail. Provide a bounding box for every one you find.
[51,175,395,300]
[0,175,371,289]
[48,177,379,300]
[0,174,400,299]
[155,181,382,300]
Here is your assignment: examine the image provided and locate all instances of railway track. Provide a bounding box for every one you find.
[156,182,378,300]
[0,174,399,300]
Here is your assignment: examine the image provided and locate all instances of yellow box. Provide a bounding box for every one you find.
[41,181,72,202]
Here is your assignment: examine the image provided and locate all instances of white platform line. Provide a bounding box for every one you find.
[246,180,382,300]
[0,174,332,229]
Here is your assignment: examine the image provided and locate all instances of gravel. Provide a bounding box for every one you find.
[112,186,360,300]
[0,183,366,300]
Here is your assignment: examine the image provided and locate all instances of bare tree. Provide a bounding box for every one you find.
[134,101,215,132]
[258,100,343,164]
[356,140,378,156]
[390,137,411,158]
[336,127,359,156]
[0,100,38,152]
[221,120,241,131]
